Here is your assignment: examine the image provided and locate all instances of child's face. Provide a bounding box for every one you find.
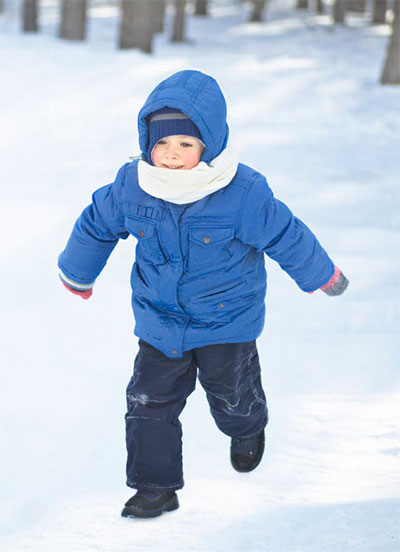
[151,135,204,170]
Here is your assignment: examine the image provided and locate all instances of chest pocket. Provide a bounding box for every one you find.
[187,226,235,272]
[125,216,165,265]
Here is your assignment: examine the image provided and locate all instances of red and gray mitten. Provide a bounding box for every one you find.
[320,265,349,296]
[59,272,94,300]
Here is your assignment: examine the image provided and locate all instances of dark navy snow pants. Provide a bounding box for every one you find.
[125,339,268,491]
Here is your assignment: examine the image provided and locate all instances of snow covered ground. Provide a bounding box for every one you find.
[1,1,399,550]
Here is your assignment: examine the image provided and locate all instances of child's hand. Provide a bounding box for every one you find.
[320,265,349,296]
[61,281,93,299]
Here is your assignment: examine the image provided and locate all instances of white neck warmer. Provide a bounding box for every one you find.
[137,147,239,205]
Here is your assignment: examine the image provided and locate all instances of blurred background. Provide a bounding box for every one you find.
[0,1,399,551]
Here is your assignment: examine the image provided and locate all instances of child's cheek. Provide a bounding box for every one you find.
[185,150,202,169]
[152,148,161,167]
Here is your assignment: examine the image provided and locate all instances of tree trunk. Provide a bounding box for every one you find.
[119,0,154,53]
[59,0,87,41]
[333,0,346,23]
[171,0,186,42]
[316,0,324,14]
[381,1,400,84]
[152,0,165,33]
[22,0,38,32]
[372,0,386,24]
[249,0,266,22]
[194,0,208,16]
[296,0,309,9]
[0,0,4,15]
[348,0,365,12]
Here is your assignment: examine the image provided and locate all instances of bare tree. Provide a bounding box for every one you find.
[249,0,267,21]
[119,0,154,53]
[152,0,166,33]
[194,0,208,16]
[22,0,38,32]
[172,0,186,42]
[59,0,87,41]
[381,1,400,84]
[296,0,309,8]
[348,0,365,13]
[372,0,386,24]
[316,0,324,14]
[333,0,346,23]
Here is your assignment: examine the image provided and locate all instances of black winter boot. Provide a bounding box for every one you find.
[121,490,179,518]
[230,429,265,472]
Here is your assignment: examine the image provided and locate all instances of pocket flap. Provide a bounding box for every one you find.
[189,226,234,247]
[125,216,156,240]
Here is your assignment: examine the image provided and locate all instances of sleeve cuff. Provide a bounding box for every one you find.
[59,271,95,291]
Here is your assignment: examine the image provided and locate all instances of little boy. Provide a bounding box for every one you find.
[58,70,348,519]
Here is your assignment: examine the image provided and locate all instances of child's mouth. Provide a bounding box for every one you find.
[162,164,184,170]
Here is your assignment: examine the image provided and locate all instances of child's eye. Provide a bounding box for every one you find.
[181,142,192,148]
[156,140,166,145]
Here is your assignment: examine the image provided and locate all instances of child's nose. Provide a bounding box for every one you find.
[164,147,179,158]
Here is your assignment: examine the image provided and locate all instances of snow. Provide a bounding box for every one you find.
[1,0,399,550]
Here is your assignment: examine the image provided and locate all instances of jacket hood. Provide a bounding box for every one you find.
[137,70,229,164]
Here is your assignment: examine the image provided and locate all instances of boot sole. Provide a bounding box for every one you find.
[121,495,179,519]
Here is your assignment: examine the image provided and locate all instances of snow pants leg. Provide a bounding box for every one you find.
[125,339,268,491]
[125,339,197,491]
[196,340,268,439]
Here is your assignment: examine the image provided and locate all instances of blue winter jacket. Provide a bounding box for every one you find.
[58,70,334,358]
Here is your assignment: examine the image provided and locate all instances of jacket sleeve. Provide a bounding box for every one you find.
[237,173,334,292]
[58,164,130,286]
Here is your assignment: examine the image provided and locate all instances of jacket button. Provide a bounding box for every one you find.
[203,236,211,244]
[138,230,144,238]
[171,349,178,355]
[218,303,224,309]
